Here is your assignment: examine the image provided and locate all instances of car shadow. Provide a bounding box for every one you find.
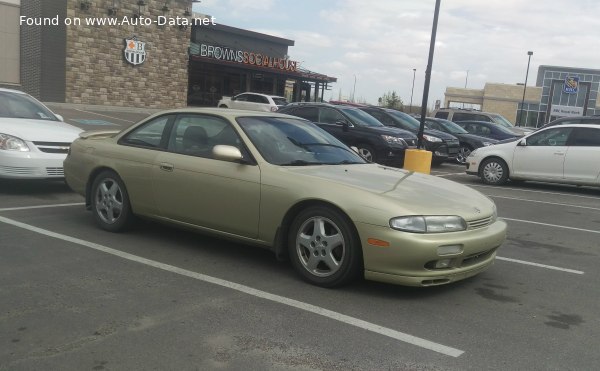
[0,179,74,195]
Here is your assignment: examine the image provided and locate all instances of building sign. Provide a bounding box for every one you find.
[124,36,146,66]
[193,43,298,72]
[563,76,579,94]
[550,104,584,117]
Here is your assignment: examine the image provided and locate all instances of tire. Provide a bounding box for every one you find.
[479,158,509,185]
[432,158,445,166]
[456,144,472,164]
[288,206,362,288]
[219,105,228,108]
[90,170,133,232]
[357,144,376,163]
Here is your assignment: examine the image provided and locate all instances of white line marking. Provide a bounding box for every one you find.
[496,256,584,275]
[0,203,85,212]
[434,172,468,177]
[469,184,600,201]
[75,108,136,123]
[0,215,464,358]
[501,217,600,235]
[489,195,600,211]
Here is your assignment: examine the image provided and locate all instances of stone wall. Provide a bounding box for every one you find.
[65,0,191,108]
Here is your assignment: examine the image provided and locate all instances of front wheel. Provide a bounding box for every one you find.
[91,170,133,232]
[357,144,376,163]
[456,145,472,164]
[288,206,362,287]
[480,158,509,185]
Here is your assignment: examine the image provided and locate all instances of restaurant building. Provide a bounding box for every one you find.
[2,0,335,108]
[443,66,600,127]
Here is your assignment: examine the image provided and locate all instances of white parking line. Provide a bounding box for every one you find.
[0,215,464,358]
[75,108,136,123]
[489,195,600,211]
[433,172,468,177]
[0,203,85,212]
[496,256,584,275]
[469,184,600,201]
[501,217,600,235]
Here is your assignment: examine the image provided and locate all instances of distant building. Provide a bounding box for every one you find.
[443,66,600,127]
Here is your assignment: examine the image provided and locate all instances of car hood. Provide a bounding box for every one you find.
[0,118,83,142]
[366,125,417,139]
[283,164,494,221]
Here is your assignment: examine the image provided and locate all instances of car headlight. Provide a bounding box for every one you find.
[483,142,494,146]
[381,135,406,146]
[390,215,467,233]
[0,133,30,152]
[422,134,442,143]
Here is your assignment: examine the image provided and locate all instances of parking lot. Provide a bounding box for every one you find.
[1,108,599,370]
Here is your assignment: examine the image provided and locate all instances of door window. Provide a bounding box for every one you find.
[435,111,449,119]
[235,94,249,102]
[319,108,346,124]
[453,113,491,122]
[527,127,573,146]
[292,107,319,122]
[168,114,242,159]
[120,115,172,149]
[569,128,600,146]
[249,94,269,104]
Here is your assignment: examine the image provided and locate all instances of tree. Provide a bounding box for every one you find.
[380,91,403,110]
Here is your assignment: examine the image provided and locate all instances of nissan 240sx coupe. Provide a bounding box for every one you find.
[64,108,506,288]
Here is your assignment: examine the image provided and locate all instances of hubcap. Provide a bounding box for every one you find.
[483,162,503,183]
[296,216,345,277]
[457,146,471,164]
[358,148,373,162]
[94,178,124,224]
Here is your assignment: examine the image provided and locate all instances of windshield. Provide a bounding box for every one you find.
[434,119,468,134]
[272,97,288,106]
[0,92,59,121]
[386,110,421,130]
[490,114,515,128]
[237,116,366,166]
[340,108,384,127]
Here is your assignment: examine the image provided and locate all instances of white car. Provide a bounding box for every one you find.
[0,88,83,179]
[217,92,288,112]
[466,124,600,186]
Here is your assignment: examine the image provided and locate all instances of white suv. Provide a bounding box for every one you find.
[217,92,288,112]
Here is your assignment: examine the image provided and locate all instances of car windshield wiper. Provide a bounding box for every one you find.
[280,160,325,166]
[329,160,364,165]
[286,137,353,153]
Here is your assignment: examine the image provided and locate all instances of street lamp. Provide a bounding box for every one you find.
[352,74,357,102]
[518,51,533,127]
[462,69,469,108]
[410,68,416,113]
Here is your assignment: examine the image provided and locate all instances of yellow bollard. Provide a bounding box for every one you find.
[403,149,432,174]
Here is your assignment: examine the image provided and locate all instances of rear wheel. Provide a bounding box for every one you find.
[480,158,509,185]
[288,206,362,287]
[91,170,133,232]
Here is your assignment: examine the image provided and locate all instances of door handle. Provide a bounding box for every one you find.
[159,162,174,172]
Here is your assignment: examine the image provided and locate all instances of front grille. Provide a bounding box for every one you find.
[46,167,64,176]
[0,165,36,175]
[461,248,497,267]
[33,141,71,154]
[467,216,494,229]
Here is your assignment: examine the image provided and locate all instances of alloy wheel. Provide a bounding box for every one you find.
[295,216,346,277]
[483,161,504,183]
[457,146,471,164]
[94,178,124,224]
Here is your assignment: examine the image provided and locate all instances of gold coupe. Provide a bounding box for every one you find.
[64,108,506,287]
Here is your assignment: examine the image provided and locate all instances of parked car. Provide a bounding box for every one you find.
[218,92,288,112]
[278,103,417,166]
[433,107,532,135]
[0,88,82,179]
[466,124,600,186]
[537,115,600,130]
[64,108,506,287]
[455,121,523,142]
[424,117,498,164]
[359,107,460,165]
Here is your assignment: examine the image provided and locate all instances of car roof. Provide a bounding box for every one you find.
[0,88,27,95]
[144,107,304,120]
[238,92,286,99]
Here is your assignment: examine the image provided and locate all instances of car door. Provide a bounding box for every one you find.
[511,127,573,180]
[152,113,261,238]
[317,107,354,144]
[232,93,251,110]
[247,94,270,111]
[562,127,600,184]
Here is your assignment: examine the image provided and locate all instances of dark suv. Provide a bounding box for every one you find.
[360,107,460,165]
[278,103,417,166]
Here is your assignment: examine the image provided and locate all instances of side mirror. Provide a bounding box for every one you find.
[335,120,350,132]
[518,138,527,146]
[54,114,64,122]
[213,145,244,162]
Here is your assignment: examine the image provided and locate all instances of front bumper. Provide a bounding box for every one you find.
[0,150,66,179]
[356,219,507,286]
[465,155,482,175]
[377,147,408,167]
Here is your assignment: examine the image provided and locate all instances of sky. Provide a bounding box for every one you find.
[193,0,600,108]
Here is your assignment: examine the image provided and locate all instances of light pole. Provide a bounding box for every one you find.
[518,51,533,127]
[410,68,416,113]
[351,74,357,102]
[462,69,469,108]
